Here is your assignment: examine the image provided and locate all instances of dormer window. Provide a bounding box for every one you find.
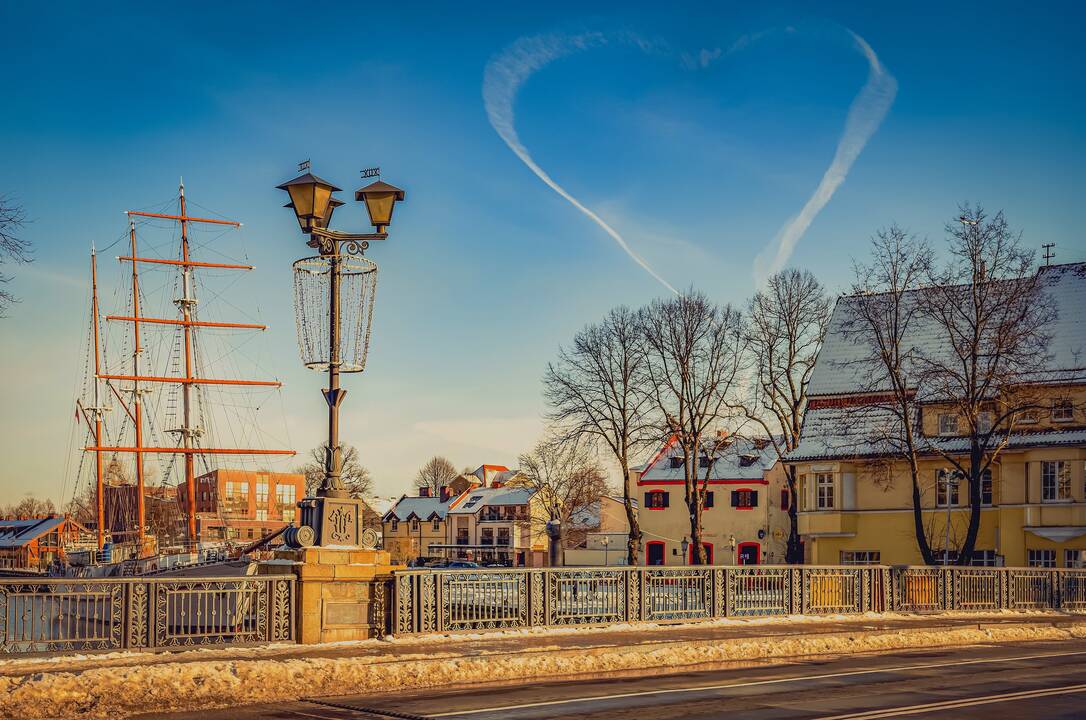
[977,412,993,434]
[938,413,959,436]
[698,456,711,468]
[1053,398,1074,422]
[669,456,683,469]
[739,454,758,467]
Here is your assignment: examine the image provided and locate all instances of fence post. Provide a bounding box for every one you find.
[529,570,546,627]
[1052,570,1061,610]
[713,568,726,618]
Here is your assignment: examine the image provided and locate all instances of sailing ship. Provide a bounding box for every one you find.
[63,183,296,577]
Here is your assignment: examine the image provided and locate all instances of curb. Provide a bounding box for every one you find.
[3,619,1084,719]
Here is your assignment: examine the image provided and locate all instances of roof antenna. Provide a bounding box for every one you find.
[1042,243,1055,267]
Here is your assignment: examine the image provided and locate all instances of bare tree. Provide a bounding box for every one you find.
[913,206,1054,564]
[842,225,937,564]
[737,269,829,563]
[544,306,656,565]
[297,444,373,498]
[518,436,610,566]
[0,195,31,316]
[639,291,745,565]
[415,455,459,495]
[2,496,57,518]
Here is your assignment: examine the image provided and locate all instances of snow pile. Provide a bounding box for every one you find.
[2,620,1084,719]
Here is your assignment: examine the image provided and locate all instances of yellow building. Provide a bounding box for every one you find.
[382,491,458,565]
[635,435,790,566]
[788,263,1086,567]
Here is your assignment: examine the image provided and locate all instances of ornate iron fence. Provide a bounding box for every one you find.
[0,575,294,654]
[393,566,1086,635]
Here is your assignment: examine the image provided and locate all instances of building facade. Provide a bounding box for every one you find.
[787,263,1086,567]
[382,490,456,565]
[436,486,547,567]
[181,469,306,544]
[636,435,789,566]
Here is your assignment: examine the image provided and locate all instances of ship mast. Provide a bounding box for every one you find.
[177,182,199,542]
[129,220,147,552]
[86,186,296,556]
[90,249,107,550]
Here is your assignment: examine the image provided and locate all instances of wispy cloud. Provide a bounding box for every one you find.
[483,23,896,293]
[753,30,897,285]
[483,32,680,296]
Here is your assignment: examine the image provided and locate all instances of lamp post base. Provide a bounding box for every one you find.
[299,495,370,547]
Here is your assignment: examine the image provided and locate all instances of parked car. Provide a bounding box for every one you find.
[445,560,480,568]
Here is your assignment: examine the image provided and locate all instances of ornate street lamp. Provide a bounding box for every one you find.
[278,163,405,547]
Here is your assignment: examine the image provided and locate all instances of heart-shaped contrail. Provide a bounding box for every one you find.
[482,24,896,292]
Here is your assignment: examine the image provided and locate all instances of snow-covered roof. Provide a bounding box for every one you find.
[807,262,1086,398]
[787,404,1086,462]
[0,516,68,548]
[447,486,535,514]
[639,436,779,482]
[384,496,453,522]
[364,496,397,517]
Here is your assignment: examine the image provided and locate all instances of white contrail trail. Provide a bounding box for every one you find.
[483,32,680,295]
[483,25,895,293]
[753,31,897,285]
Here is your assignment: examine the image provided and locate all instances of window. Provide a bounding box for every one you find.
[970,550,998,567]
[669,456,684,469]
[463,494,484,509]
[840,551,880,565]
[730,489,758,509]
[1053,398,1074,422]
[938,413,959,436]
[432,520,441,531]
[739,454,758,468]
[703,491,714,508]
[1065,550,1086,569]
[255,509,268,522]
[497,528,510,546]
[699,456,711,468]
[981,469,993,506]
[645,491,669,509]
[480,528,494,546]
[937,470,960,507]
[256,481,269,505]
[390,519,399,532]
[410,519,419,531]
[1019,409,1039,424]
[1041,461,1071,502]
[780,489,790,511]
[816,473,835,510]
[977,412,993,434]
[277,483,297,523]
[1028,549,1056,568]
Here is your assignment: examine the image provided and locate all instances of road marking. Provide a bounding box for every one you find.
[430,649,1086,717]
[813,683,1086,719]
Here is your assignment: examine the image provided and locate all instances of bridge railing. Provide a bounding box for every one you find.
[393,565,1086,635]
[0,575,294,654]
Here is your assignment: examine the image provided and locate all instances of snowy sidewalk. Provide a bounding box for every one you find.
[2,612,1084,719]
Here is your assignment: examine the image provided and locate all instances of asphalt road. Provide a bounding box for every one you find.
[155,639,1086,719]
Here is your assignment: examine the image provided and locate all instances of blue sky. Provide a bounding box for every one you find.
[1,1,1083,504]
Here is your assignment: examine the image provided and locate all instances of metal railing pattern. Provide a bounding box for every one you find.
[394,566,1086,635]
[0,575,294,654]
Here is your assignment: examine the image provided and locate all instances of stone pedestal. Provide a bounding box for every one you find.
[299,496,369,547]
[268,546,402,644]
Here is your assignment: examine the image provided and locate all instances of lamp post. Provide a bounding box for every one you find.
[681,537,689,566]
[600,535,611,567]
[278,164,405,547]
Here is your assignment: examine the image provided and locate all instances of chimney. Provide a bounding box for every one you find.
[438,485,449,502]
[418,487,430,497]
[716,429,728,438]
